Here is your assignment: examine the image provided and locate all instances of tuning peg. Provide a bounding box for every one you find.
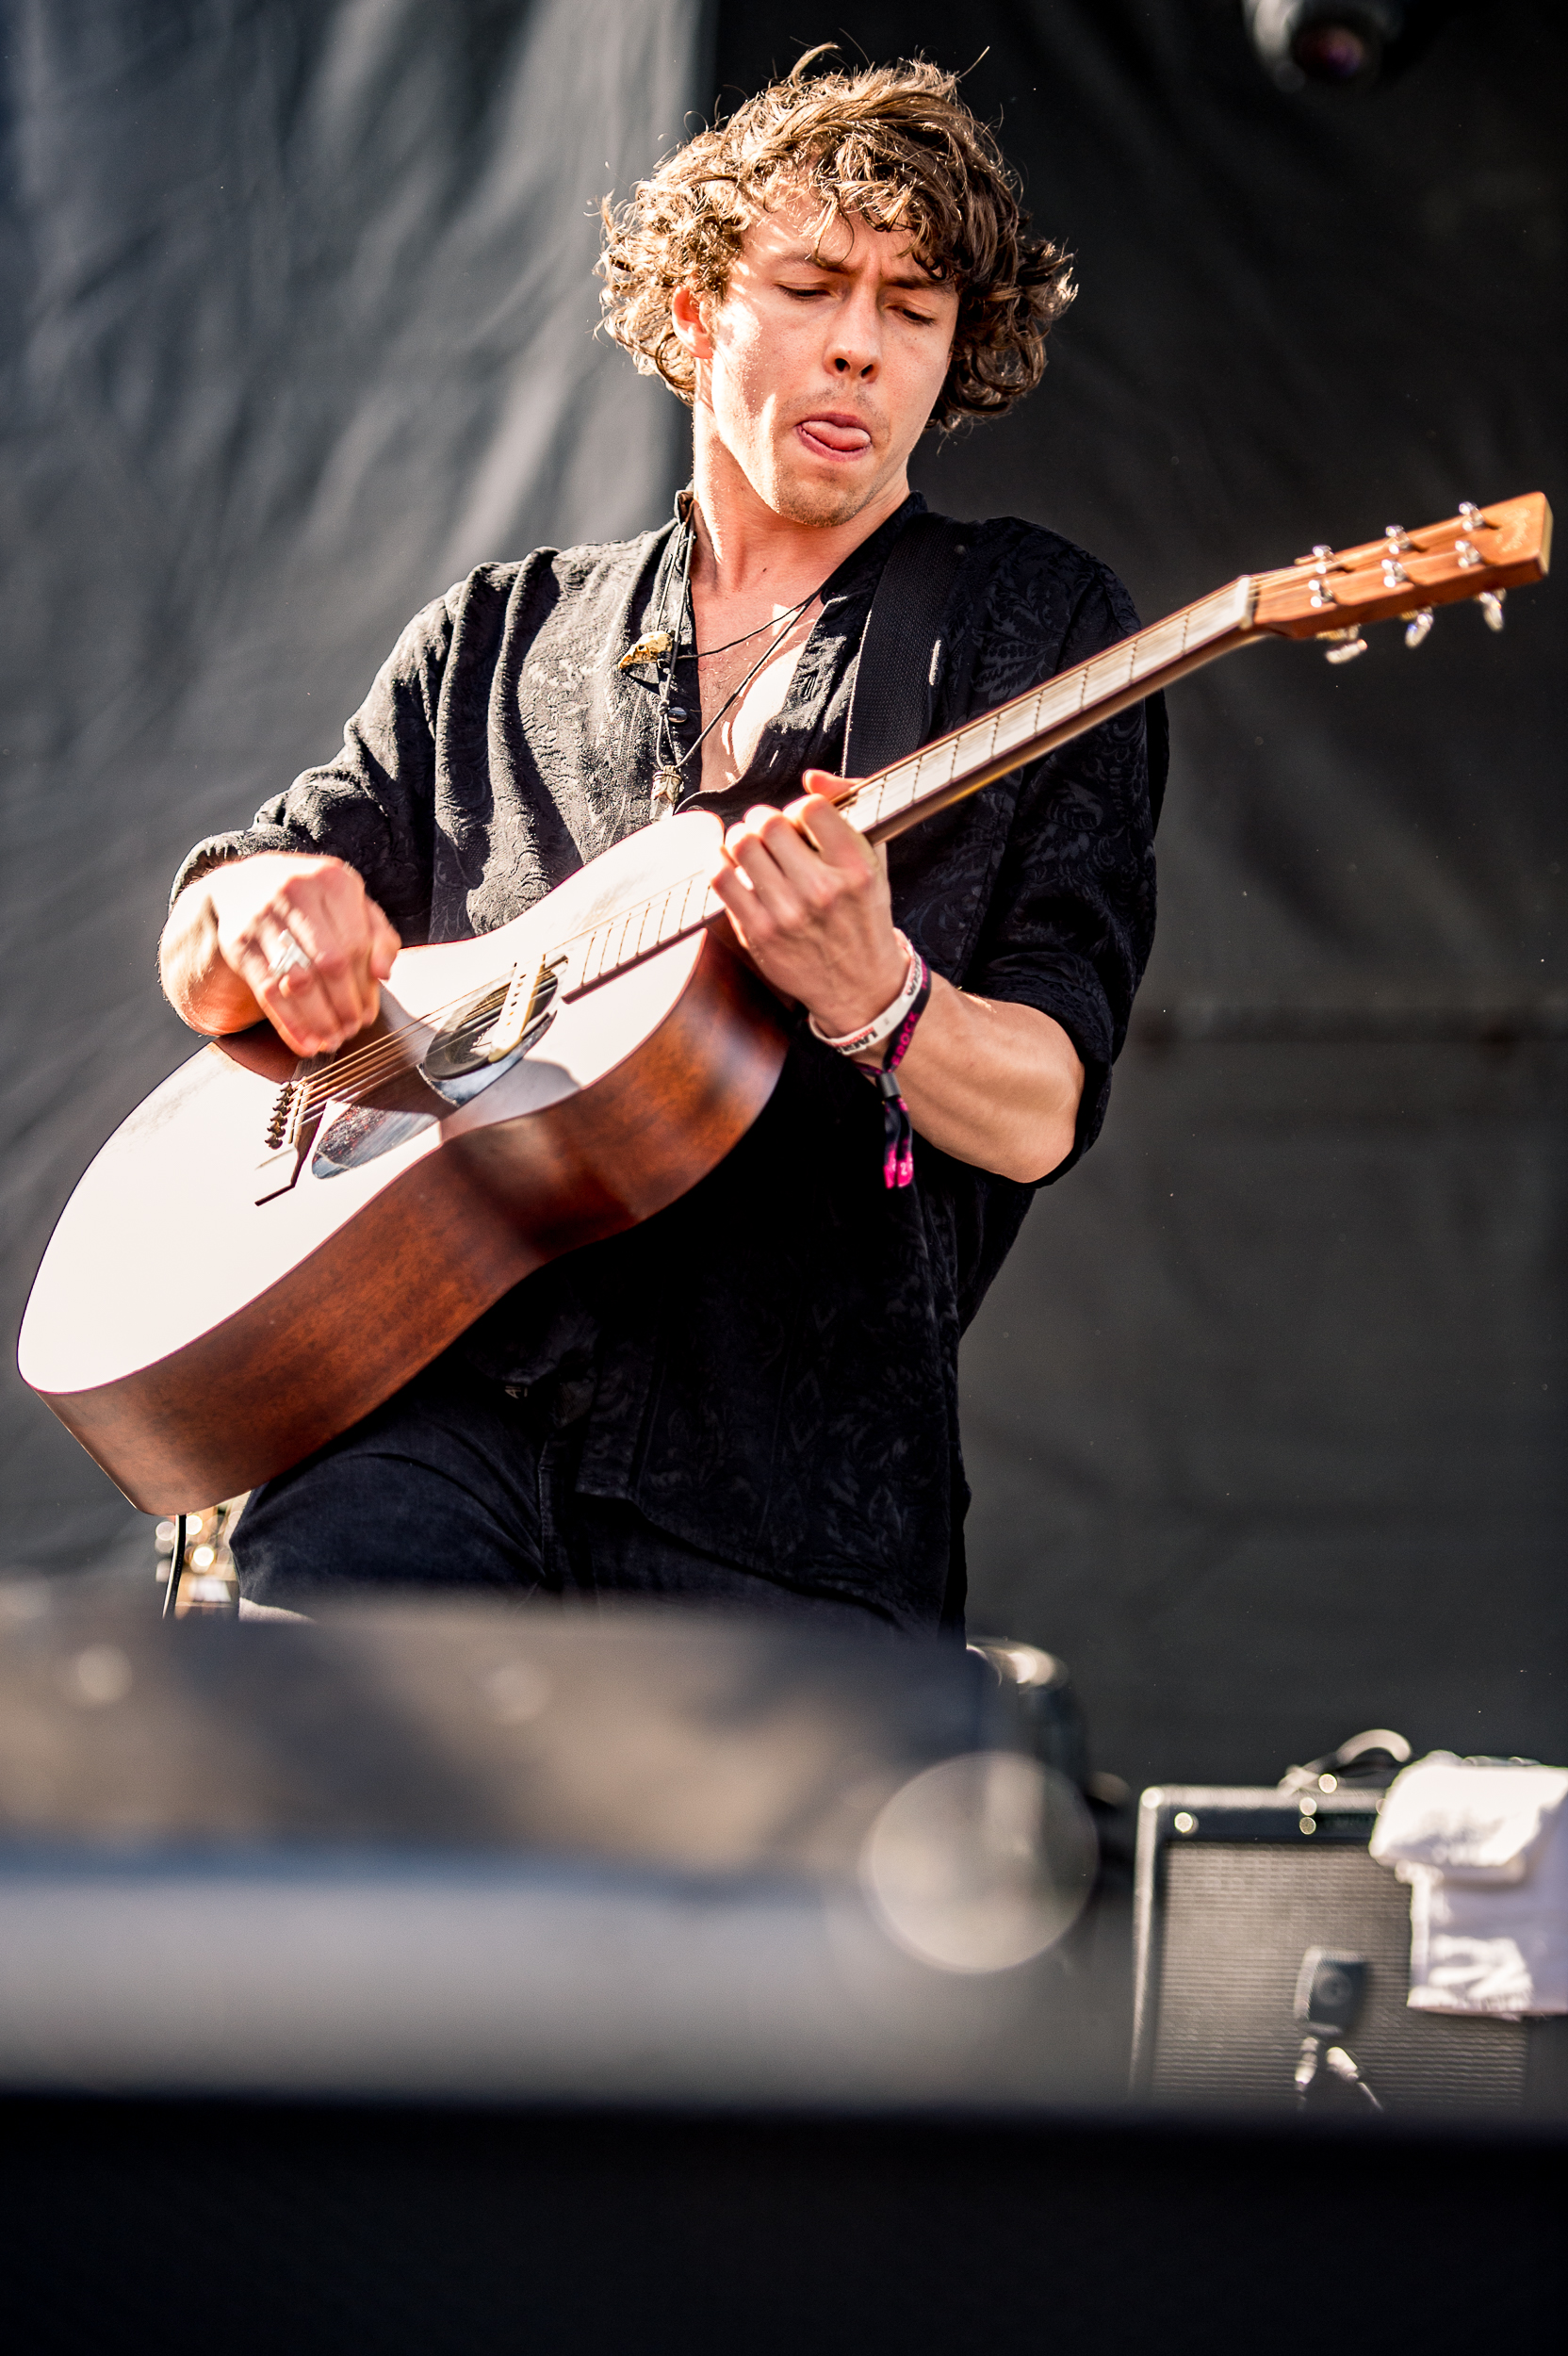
[1478,590,1506,632]
[1306,548,1336,611]
[1323,629,1367,665]
[1403,608,1434,649]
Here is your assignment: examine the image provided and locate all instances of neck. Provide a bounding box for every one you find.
[688,407,912,605]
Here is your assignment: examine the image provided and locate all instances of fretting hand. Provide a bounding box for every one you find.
[710,772,907,1036]
[710,767,1085,1185]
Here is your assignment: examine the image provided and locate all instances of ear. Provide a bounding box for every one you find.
[670,283,714,364]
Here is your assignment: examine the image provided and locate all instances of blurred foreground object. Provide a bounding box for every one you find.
[1133,1731,1568,2118]
[0,1580,1113,2105]
[862,1752,1096,1972]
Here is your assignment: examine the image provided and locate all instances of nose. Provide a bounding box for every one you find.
[825,283,881,380]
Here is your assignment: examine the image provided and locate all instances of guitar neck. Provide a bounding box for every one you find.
[559,573,1259,999]
[838,572,1257,844]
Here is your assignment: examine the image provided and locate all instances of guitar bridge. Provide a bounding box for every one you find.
[254,1077,312,1203]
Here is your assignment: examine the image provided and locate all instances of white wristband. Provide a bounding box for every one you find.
[808,935,923,1057]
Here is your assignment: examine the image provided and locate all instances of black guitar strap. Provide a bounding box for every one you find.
[842,512,971,779]
[844,508,1168,828]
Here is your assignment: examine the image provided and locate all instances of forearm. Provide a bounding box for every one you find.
[873,976,1083,1185]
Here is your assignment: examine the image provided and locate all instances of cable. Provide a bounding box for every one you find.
[1325,2043,1384,2112]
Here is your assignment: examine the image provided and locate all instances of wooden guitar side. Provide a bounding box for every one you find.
[23,932,785,1513]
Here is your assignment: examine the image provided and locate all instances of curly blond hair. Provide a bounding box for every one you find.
[597,53,1075,431]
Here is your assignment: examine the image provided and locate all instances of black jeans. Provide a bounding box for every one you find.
[234,1356,893,1629]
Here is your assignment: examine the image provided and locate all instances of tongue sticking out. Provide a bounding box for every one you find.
[800,417,872,455]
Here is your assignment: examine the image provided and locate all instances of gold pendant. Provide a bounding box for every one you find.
[618,630,674,673]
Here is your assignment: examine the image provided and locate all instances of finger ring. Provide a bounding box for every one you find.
[268,933,310,979]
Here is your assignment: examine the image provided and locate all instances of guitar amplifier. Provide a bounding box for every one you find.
[1131,1782,1568,2119]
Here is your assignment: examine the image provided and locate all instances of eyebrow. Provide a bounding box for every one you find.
[776,245,943,291]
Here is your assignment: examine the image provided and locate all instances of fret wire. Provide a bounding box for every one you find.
[604,908,634,974]
[591,918,619,980]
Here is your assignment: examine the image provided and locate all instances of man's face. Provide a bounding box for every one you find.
[678,189,960,529]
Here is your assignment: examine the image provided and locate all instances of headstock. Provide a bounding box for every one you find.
[1253,491,1551,662]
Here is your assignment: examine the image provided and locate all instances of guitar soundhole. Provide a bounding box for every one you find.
[421,974,558,1085]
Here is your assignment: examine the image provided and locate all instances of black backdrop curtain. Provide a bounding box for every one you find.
[1,0,704,1567]
[3,1,1562,1788]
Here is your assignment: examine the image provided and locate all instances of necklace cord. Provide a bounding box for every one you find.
[653,515,822,794]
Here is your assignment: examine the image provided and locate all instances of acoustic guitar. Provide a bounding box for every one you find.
[19,494,1551,1513]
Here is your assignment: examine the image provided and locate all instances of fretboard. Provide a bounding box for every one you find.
[559,573,1257,998]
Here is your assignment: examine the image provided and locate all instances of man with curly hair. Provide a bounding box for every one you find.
[159,56,1161,1630]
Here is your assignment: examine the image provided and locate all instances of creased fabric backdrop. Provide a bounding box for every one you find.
[3,0,1563,1788]
[1,0,701,1568]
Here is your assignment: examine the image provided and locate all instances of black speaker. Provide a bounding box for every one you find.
[1132,1781,1568,2119]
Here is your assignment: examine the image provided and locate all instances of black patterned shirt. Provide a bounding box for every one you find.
[174,494,1162,1629]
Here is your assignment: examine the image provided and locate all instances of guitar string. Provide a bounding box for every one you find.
[286,532,1490,1112]
[292,880,712,1104]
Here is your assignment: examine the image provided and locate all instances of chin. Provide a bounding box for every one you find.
[769,467,876,530]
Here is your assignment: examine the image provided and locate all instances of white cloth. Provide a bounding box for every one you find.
[1370,1754,1568,2018]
